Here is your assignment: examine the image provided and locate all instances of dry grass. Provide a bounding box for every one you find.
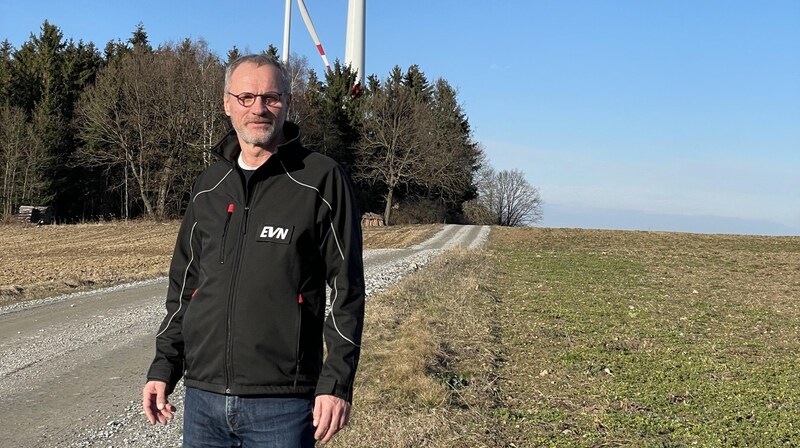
[330,248,507,448]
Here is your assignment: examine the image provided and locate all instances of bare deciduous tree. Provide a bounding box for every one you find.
[354,67,483,225]
[77,40,227,219]
[465,168,542,226]
[356,80,429,225]
[494,169,543,226]
[0,105,30,214]
[0,102,58,212]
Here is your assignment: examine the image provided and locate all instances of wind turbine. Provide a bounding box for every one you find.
[281,0,366,85]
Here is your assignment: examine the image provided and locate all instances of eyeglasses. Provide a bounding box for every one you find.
[227,91,287,107]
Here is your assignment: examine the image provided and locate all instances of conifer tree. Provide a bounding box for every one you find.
[0,40,13,106]
[226,46,241,64]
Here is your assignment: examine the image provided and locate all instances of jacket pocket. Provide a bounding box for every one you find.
[219,203,234,264]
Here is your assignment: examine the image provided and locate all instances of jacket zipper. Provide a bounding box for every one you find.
[219,203,235,264]
[293,293,303,389]
[224,181,257,393]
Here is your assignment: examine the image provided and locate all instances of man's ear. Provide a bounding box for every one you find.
[223,95,231,116]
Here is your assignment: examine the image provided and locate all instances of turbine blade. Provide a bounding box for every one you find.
[297,0,332,72]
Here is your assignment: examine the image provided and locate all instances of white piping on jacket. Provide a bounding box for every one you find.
[279,161,345,261]
[157,168,232,339]
[330,277,360,347]
[156,221,197,338]
[193,169,233,202]
[279,160,359,347]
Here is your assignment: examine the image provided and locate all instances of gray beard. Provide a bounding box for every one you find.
[239,123,278,146]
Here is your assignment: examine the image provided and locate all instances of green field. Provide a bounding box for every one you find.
[333,227,800,447]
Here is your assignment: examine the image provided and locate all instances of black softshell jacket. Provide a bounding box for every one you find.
[147,122,365,401]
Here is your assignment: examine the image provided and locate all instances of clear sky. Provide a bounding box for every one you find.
[2,0,798,235]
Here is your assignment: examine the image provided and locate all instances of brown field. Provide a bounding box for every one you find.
[0,221,441,305]
[0,220,180,304]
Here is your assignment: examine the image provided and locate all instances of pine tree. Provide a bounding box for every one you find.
[103,39,130,64]
[227,46,241,64]
[402,64,432,103]
[61,40,102,122]
[265,44,280,59]
[425,78,482,219]
[366,73,380,93]
[0,40,13,106]
[128,23,152,53]
[308,61,363,171]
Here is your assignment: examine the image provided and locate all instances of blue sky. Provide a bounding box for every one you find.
[2,0,798,235]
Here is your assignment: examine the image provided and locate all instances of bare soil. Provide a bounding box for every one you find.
[0,221,180,305]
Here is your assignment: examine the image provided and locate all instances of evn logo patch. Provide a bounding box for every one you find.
[256,224,294,244]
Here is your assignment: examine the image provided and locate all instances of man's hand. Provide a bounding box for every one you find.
[313,394,351,444]
[142,380,176,425]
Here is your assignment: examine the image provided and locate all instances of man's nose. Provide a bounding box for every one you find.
[251,96,271,112]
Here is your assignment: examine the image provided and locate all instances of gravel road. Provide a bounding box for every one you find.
[0,224,490,447]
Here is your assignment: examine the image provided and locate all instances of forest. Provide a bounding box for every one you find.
[0,21,540,226]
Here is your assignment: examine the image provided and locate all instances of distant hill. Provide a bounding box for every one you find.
[541,203,800,236]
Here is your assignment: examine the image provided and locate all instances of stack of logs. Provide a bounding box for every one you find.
[361,212,384,227]
[17,205,52,225]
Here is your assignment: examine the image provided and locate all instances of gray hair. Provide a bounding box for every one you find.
[224,54,291,95]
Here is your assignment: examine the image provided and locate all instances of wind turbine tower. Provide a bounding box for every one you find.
[345,0,366,84]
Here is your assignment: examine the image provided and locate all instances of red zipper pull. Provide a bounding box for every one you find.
[227,203,235,215]
[298,294,304,304]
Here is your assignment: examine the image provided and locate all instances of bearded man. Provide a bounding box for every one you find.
[143,54,365,447]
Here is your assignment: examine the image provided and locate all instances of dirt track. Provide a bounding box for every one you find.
[0,281,165,447]
[0,223,489,447]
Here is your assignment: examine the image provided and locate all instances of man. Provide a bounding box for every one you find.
[143,54,365,447]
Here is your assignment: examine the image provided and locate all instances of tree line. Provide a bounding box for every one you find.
[0,21,541,226]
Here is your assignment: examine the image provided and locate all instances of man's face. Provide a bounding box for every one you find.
[224,62,290,147]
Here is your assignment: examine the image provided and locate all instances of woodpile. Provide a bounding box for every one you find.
[361,212,384,227]
[17,205,52,225]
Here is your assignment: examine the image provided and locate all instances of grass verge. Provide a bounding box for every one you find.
[330,247,509,447]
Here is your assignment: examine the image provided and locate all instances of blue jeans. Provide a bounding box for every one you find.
[183,387,315,447]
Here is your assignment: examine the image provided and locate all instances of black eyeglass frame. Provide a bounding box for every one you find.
[227,91,289,107]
